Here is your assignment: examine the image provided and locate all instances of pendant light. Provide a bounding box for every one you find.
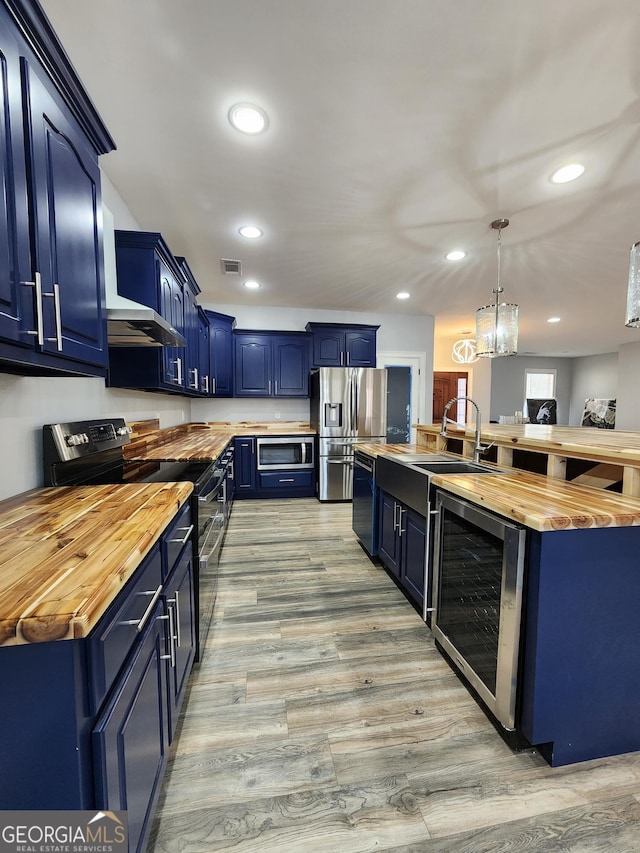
[475,218,519,357]
[625,241,640,327]
[451,338,478,364]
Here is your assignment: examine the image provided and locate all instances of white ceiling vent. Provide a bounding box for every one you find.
[221,258,242,275]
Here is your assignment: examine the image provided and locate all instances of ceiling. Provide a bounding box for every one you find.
[39,0,640,358]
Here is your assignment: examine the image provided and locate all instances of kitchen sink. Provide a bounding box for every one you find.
[411,461,497,475]
[375,453,502,515]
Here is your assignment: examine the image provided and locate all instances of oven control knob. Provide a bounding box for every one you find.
[65,432,88,446]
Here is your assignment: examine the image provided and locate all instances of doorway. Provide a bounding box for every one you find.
[386,366,411,443]
[433,372,468,423]
[378,351,427,445]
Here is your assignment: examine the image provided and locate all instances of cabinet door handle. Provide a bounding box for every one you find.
[159,605,176,667]
[174,589,181,647]
[120,584,163,633]
[190,367,199,390]
[172,357,183,384]
[268,380,272,394]
[398,506,405,537]
[275,380,278,395]
[211,376,216,395]
[22,272,44,345]
[44,283,63,350]
[346,351,350,365]
[168,524,194,545]
[203,375,209,394]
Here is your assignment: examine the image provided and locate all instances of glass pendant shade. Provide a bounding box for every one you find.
[476,294,519,357]
[475,218,518,357]
[625,241,640,327]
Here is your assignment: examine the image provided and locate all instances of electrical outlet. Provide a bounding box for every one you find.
[274,411,281,419]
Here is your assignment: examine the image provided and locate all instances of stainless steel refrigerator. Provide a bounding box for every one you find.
[310,367,387,501]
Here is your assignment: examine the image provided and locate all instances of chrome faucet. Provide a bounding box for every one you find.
[440,396,493,464]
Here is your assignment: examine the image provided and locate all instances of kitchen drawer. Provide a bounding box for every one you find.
[258,470,314,490]
[162,501,193,579]
[87,544,163,715]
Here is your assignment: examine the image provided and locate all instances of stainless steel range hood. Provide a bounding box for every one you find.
[103,206,185,347]
[107,294,186,348]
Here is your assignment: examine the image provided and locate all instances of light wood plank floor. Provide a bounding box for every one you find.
[148,499,640,852]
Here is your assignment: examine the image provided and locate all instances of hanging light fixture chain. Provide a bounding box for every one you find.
[490,218,509,297]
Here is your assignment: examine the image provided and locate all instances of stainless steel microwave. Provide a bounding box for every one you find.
[256,436,315,471]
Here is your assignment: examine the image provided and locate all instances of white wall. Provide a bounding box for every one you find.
[0,373,191,500]
[615,342,640,429]
[433,335,492,422]
[569,352,619,426]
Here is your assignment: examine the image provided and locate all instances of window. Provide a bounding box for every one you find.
[525,369,556,400]
[525,369,557,424]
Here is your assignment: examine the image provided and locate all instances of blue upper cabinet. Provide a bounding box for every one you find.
[176,257,203,396]
[197,307,211,395]
[108,232,187,393]
[24,60,107,368]
[206,310,235,397]
[234,331,310,397]
[305,323,379,367]
[0,0,115,377]
[0,24,32,349]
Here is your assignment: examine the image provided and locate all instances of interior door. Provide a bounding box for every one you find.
[433,372,468,423]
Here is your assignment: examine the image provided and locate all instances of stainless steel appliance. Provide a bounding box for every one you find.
[310,367,387,501]
[42,417,232,663]
[431,489,526,731]
[256,435,315,471]
[352,450,378,556]
[375,452,499,623]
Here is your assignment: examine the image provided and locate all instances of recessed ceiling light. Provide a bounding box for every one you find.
[243,280,261,289]
[238,225,263,239]
[445,250,466,261]
[396,292,410,300]
[548,316,561,323]
[551,164,585,184]
[228,103,269,134]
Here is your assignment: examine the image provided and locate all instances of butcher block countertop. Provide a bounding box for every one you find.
[0,481,192,647]
[416,423,640,465]
[355,442,424,457]
[356,442,640,531]
[429,470,640,532]
[125,419,315,462]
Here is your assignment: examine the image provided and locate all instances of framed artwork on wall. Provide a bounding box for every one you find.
[526,398,557,424]
[581,398,616,429]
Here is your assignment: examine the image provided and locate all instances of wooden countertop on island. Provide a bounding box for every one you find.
[356,442,640,531]
[416,423,640,496]
[0,482,193,647]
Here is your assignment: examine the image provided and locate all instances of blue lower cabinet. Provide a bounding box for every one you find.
[92,599,169,853]
[165,545,196,739]
[519,525,640,766]
[234,437,257,493]
[0,501,196,850]
[378,489,426,608]
[258,469,315,497]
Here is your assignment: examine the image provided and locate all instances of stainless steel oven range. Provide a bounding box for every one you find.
[42,417,232,663]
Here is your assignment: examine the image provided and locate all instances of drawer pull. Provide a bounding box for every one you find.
[168,524,194,545]
[136,584,163,633]
[279,478,295,483]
